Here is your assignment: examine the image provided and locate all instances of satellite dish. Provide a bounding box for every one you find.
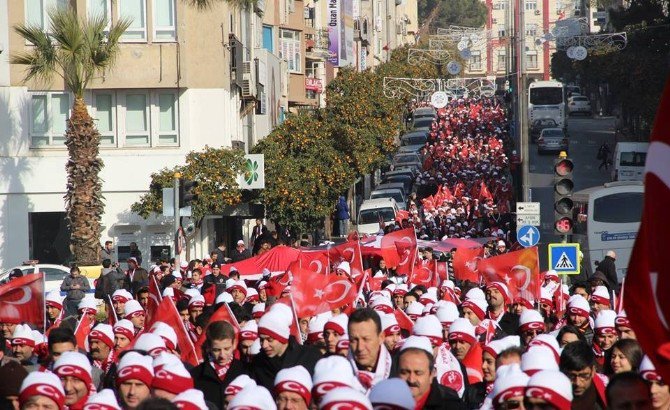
[447,60,462,75]
[573,46,587,60]
[460,49,472,59]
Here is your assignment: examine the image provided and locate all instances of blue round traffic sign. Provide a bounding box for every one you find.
[517,225,540,247]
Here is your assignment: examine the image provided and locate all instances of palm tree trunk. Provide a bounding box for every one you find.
[65,96,105,265]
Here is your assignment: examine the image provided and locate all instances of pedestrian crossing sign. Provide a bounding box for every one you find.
[548,243,581,275]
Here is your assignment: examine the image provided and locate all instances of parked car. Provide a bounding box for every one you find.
[537,128,569,155]
[397,144,425,155]
[357,198,399,235]
[530,118,558,142]
[0,264,97,295]
[412,107,437,120]
[370,188,407,210]
[380,175,413,195]
[568,96,592,116]
[393,153,422,166]
[401,131,428,146]
[411,117,435,130]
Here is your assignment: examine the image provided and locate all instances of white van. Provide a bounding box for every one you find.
[356,198,399,235]
[611,142,649,182]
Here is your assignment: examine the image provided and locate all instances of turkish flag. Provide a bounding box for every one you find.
[147,297,199,366]
[395,210,410,225]
[265,271,291,298]
[479,182,493,201]
[625,77,670,380]
[145,275,162,324]
[74,314,94,350]
[462,342,484,384]
[0,273,45,329]
[194,302,240,362]
[328,241,365,279]
[452,248,484,282]
[291,266,358,318]
[368,276,388,292]
[380,228,417,271]
[408,264,436,288]
[297,250,330,275]
[477,247,541,302]
[394,309,414,334]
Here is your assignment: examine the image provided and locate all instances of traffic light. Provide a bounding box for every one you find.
[553,154,574,235]
[179,178,199,207]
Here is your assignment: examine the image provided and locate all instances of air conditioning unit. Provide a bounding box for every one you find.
[535,9,541,15]
[241,61,257,99]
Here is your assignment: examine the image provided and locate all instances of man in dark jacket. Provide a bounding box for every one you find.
[597,251,618,291]
[95,259,130,310]
[230,240,252,263]
[125,257,149,297]
[60,266,91,316]
[251,306,321,390]
[396,340,466,409]
[190,321,248,410]
[485,282,519,338]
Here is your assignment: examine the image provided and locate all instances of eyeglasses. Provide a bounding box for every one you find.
[498,399,522,409]
[566,369,593,381]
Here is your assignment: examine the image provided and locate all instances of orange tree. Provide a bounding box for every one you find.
[131,146,246,220]
[252,113,354,235]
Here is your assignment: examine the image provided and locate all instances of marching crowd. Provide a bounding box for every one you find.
[0,97,663,410]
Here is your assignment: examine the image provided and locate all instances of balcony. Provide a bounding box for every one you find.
[305,28,330,61]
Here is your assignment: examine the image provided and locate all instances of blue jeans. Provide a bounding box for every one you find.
[339,219,349,237]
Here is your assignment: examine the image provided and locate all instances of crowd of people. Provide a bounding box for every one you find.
[0,97,662,410]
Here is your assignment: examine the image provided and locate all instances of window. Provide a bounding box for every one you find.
[88,0,111,25]
[154,0,176,41]
[469,51,482,71]
[25,0,68,29]
[525,23,537,37]
[498,26,506,37]
[526,50,538,69]
[279,29,301,73]
[525,0,537,10]
[119,0,147,41]
[497,50,507,71]
[593,193,643,223]
[29,92,70,147]
[92,90,179,147]
[263,25,274,52]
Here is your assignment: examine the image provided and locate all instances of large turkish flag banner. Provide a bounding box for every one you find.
[625,77,670,381]
[0,273,44,329]
[476,247,541,302]
[291,266,358,318]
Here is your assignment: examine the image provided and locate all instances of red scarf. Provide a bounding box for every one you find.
[211,361,231,382]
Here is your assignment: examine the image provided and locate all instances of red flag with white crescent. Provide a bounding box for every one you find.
[380,228,417,270]
[625,77,670,380]
[290,266,358,318]
[477,247,541,302]
[0,273,45,329]
[297,250,330,275]
[74,314,94,350]
[194,301,240,362]
[452,248,484,282]
[394,308,414,334]
[145,275,162,324]
[328,241,365,279]
[147,297,199,366]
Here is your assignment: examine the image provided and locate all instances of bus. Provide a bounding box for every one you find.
[571,181,644,284]
[528,80,567,130]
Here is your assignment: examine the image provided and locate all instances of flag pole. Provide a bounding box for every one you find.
[107,294,118,323]
[43,272,47,333]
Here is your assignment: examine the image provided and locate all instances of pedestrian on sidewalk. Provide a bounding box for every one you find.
[597,142,612,171]
[335,196,350,237]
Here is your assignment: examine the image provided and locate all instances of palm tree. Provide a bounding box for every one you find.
[12,8,131,265]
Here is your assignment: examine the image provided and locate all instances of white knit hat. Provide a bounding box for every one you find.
[228,385,277,410]
[224,374,257,396]
[274,365,313,405]
[162,287,175,299]
[320,386,372,410]
[307,314,329,343]
[462,297,488,321]
[112,289,133,303]
[78,297,98,314]
[491,364,529,405]
[525,370,573,410]
[172,389,208,410]
[591,285,611,306]
[187,294,205,310]
[89,323,115,349]
[12,324,35,347]
[228,280,248,296]
[240,320,259,342]
[246,288,260,303]
[252,303,266,319]
[486,281,512,305]
[435,302,459,326]
[336,261,351,276]
[123,299,145,319]
[521,346,560,375]
[134,333,167,357]
[153,361,194,394]
[519,309,545,333]
[183,288,200,300]
[117,351,154,387]
[216,291,234,304]
[152,351,182,371]
[324,314,349,336]
[413,315,443,346]
[406,301,425,319]
[483,335,521,359]
[567,294,590,318]
[258,308,291,344]
[45,290,64,309]
[639,355,662,382]
[312,356,357,402]
[526,334,561,363]
[54,351,93,391]
[84,389,121,410]
[113,319,135,341]
[594,309,618,335]
[370,297,394,314]
[369,378,415,410]
[19,372,65,409]
[381,313,401,336]
[400,335,433,356]
[448,318,477,345]
[465,287,486,301]
[150,321,178,351]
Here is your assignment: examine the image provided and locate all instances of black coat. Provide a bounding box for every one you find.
[424,380,467,410]
[497,312,520,337]
[251,337,322,391]
[598,256,618,291]
[190,359,249,410]
[463,381,487,409]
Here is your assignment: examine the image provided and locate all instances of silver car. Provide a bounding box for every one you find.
[537,128,569,155]
[568,96,592,116]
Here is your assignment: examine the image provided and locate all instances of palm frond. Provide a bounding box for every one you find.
[11,24,58,85]
[183,0,257,10]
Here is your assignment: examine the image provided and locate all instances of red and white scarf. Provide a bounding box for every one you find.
[348,344,393,392]
[211,361,231,382]
[435,343,466,397]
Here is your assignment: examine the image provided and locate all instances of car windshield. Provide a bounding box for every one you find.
[359,208,396,224]
[572,96,588,101]
[402,136,427,145]
[371,191,404,203]
[534,119,557,127]
[543,129,564,137]
[394,155,419,164]
[413,118,434,128]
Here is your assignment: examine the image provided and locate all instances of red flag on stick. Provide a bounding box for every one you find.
[477,247,541,303]
[452,248,484,282]
[194,302,240,363]
[380,228,417,271]
[145,275,162,324]
[74,314,94,350]
[394,308,414,334]
[0,273,45,329]
[148,297,199,366]
[291,266,358,318]
[625,77,670,381]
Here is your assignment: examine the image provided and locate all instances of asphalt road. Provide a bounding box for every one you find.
[526,114,616,270]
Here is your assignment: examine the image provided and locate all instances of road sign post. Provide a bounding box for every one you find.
[548,243,580,275]
[517,225,540,247]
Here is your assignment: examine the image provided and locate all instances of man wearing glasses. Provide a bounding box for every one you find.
[560,341,607,409]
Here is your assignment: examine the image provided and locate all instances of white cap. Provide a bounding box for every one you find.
[274,365,313,405]
[216,292,234,304]
[172,389,207,410]
[525,370,573,410]
[491,364,529,405]
[519,309,545,333]
[150,321,178,351]
[448,318,477,345]
[400,335,433,356]
[436,302,460,325]
[84,389,121,410]
[320,387,372,409]
[413,315,443,345]
[369,378,415,410]
[224,375,257,396]
[312,356,357,402]
[594,309,618,335]
[228,385,276,410]
[521,346,560,375]
[324,314,349,336]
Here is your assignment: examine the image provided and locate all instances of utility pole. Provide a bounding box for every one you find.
[173,173,181,268]
[516,0,530,202]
